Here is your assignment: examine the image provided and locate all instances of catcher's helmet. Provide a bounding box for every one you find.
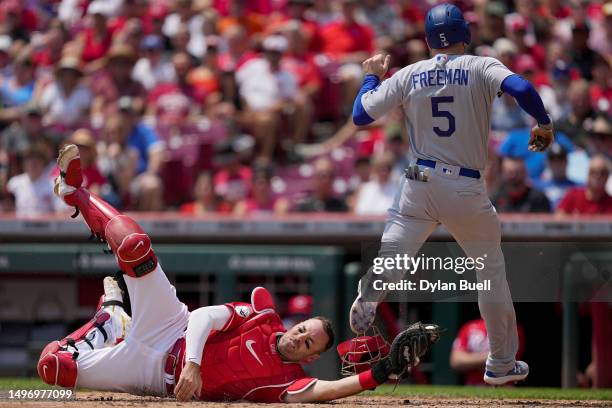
[425,4,471,49]
[337,327,390,376]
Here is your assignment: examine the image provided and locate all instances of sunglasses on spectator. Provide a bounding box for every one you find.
[589,168,609,176]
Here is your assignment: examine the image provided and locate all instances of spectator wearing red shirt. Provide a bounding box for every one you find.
[320,0,374,61]
[451,319,525,385]
[78,3,116,63]
[319,0,374,116]
[282,21,322,99]
[558,155,612,215]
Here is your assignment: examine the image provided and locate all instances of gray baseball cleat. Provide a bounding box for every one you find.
[484,361,529,385]
[349,283,378,334]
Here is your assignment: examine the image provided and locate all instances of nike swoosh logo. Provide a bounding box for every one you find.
[43,365,48,379]
[245,340,263,366]
[133,240,144,252]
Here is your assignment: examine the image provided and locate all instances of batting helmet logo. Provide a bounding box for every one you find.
[425,4,471,50]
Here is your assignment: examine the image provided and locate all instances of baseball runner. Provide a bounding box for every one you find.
[38,144,442,402]
[349,4,555,386]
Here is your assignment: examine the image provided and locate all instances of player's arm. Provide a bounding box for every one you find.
[352,54,403,126]
[175,305,232,401]
[284,362,393,403]
[286,323,443,403]
[499,74,554,152]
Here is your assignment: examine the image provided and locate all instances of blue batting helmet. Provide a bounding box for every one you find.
[425,4,471,49]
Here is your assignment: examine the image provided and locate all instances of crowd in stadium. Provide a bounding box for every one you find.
[0,0,611,217]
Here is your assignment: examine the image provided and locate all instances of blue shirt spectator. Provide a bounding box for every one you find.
[127,122,164,174]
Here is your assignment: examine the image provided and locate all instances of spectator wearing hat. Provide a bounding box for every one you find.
[98,112,164,211]
[558,155,612,214]
[234,164,289,216]
[91,44,146,120]
[5,143,64,217]
[38,55,92,128]
[179,172,220,215]
[480,2,507,45]
[296,157,348,213]
[353,152,396,215]
[132,34,175,91]
[492,157,551,213]
[535,143,578,209]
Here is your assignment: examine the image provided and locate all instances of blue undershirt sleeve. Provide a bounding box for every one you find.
[500,74,550,125]
[352,74,380,126]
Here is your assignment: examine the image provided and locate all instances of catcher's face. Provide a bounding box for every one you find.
[278,318,329,363]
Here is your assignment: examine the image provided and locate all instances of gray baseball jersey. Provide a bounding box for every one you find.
[361,54,514,170]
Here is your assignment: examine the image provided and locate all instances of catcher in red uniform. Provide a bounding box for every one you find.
[37,145,441,403]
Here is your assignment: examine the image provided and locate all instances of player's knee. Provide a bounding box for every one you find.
[106,215,158,278]
[37,348,77,388]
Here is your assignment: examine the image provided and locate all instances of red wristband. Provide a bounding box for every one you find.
[358,369,379,390]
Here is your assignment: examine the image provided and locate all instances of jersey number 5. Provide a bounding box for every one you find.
[431,96,455,137]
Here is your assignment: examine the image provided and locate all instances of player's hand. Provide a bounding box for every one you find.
[362,53,391,80]
[528,121,554,152]
[174,361,202,402]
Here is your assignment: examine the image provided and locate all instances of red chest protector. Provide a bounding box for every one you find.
[198,288,306,402]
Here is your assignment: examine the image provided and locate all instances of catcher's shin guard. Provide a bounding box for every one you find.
[37,296,112,388]
[70,188,158,277]
[38,350,78,388]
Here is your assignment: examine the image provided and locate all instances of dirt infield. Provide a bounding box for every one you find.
[3,392,610,408]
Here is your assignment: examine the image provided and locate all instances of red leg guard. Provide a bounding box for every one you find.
[62,156,83,189]
[71,188,158,277]
[38,350,78,388]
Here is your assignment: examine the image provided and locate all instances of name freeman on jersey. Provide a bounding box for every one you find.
[410,68,469,90]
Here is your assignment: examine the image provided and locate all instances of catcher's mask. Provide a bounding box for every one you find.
[337,327,390,376]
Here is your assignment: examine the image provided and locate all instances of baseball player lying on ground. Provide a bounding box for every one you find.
[38,144,441,403]
[349,3,555,386]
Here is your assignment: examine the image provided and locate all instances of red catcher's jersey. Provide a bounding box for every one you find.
[198,302,306,402]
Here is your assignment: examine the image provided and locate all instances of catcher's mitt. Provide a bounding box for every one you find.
[388,322,442,373]
[369,322,443,385]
